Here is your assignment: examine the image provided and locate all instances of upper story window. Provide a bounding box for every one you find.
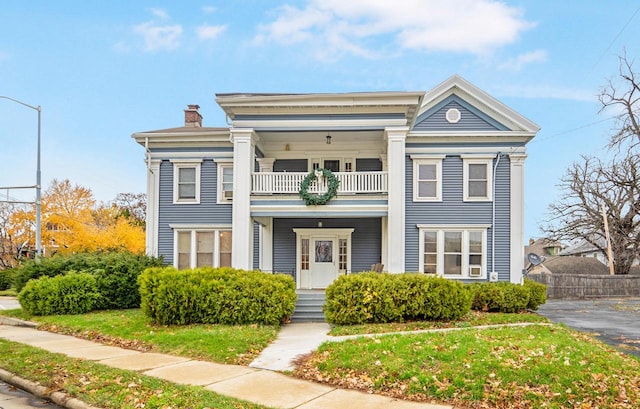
[418,225,488,279]
[218,163,233,203]
[172,159,202,204]
[462,156,493,202]
[411,155,444,202]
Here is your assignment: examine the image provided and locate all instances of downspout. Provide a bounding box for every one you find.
[491,152,502,276]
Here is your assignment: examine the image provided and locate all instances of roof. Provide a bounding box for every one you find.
[535,256,610,275]
[560,237,606,256]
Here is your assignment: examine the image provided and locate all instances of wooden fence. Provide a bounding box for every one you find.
[527,273,640,299]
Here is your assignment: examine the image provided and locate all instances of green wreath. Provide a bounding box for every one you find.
[299,168,340,206]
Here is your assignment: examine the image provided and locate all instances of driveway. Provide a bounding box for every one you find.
[537,298,640,358]
[0,296,20,311]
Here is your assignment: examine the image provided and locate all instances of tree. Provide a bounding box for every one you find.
[111,192,146,227]
[8,179,145,256]
[543,153,640,274]
[599,52,640,148]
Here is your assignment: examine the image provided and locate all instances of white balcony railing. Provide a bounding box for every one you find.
[251,171,388,195]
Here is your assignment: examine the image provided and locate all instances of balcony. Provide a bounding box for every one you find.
[251,171,388,195]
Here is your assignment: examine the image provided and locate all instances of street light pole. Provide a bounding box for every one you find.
[0,96,42,259]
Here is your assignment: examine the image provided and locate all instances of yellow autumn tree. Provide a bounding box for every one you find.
[8,179,145,256]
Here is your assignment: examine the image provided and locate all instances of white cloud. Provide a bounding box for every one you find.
[202,6,217,14]
[499,49,548,71]
[255,0,535,59]
[133,22,183,52]
[197,24,227,41]
[150,8,170,20]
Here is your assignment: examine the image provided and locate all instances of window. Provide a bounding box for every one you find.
[462,156,493,201]
[172,227,232,269]
[218,164,233,203]
[412,156,444,201]
[172,160,202,204]
[418,225,488,279]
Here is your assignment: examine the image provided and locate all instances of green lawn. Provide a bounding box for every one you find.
[0,339,269,409]
[2,308,279,365]
[296,324,640,408]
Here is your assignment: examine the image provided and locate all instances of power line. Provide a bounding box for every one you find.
[592,6,640,69]
[529,116,615,145]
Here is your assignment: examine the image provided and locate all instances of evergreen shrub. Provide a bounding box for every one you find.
[323,273,472,325]
[138,267,296,325]
[18,272,101,315]
[469,280,547,313]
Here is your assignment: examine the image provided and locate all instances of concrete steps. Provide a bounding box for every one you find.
[291,292,326,322]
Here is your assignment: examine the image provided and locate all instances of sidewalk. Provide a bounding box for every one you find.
[0,322,451,409]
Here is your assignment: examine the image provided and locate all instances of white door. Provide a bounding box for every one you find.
[310,237,338,288]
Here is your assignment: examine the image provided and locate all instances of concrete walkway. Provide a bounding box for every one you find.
[0,323,451,409]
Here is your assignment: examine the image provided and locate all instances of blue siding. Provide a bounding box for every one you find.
[157,159,233,265]
[273,218,381,274]
[274,159,308,172]
[413,95,509,132]
[253,222,260,270]
[404,154,511,279]
[356,158,382,171]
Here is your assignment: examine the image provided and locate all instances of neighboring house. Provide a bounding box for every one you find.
[524,237,566,268]
[527,256,610,276]
[559,238,609,265]
[132,75,539,289]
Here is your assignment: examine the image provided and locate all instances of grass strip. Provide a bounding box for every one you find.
[0,339,271,409]
[2,308,279,365]
[296,324,640,408]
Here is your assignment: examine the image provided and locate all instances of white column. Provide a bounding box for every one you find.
[385,127,408,273]
[231,129,257,270]
[260,218,273,272]
[257,158,275,172]
[146,159,161,257]
[509,153,527,284]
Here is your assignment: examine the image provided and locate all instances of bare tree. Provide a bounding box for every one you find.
[111,192,146,227]
[599,51,640,149]
[543,152,640,274]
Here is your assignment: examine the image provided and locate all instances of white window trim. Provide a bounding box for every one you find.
[417,224,489,280]
[217,163,234,204]
[171,159,202,204]
[171,225,232,269]
[462,155,493,202]
[411,155,444,202]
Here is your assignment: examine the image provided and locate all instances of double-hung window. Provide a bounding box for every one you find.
[172,159,202,204]
[462,155,493,201]
[418,225,489,279]
[411,155,444,202]
[173,226,232,269]
[217,163,233,203]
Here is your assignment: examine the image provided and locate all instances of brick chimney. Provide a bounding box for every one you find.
[184,104,202,127]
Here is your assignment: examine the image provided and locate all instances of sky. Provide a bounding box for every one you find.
[1,0,639,241]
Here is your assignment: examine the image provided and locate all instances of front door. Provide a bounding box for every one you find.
[310,237,337,288]
[293,228,354,289]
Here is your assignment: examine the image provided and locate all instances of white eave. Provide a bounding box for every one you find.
[215,91,425,128]
[132,128,231,148]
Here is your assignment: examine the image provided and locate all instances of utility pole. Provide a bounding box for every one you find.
[601,204,615,275]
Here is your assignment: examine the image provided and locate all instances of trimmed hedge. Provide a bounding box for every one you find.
[324,273,472,325]
[18,272,102,315]
[138,267,297,325]
[469,280,547,313]
[11,252,162,310]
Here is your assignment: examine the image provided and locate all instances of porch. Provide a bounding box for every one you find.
[251,171,388,195]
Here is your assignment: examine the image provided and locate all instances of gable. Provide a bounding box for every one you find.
[412,95,509,132]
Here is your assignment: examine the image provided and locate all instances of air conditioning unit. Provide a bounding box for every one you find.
[223,190,233,200]
[469,265,482,277]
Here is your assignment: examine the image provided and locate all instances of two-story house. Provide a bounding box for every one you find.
[133,75,539,289]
